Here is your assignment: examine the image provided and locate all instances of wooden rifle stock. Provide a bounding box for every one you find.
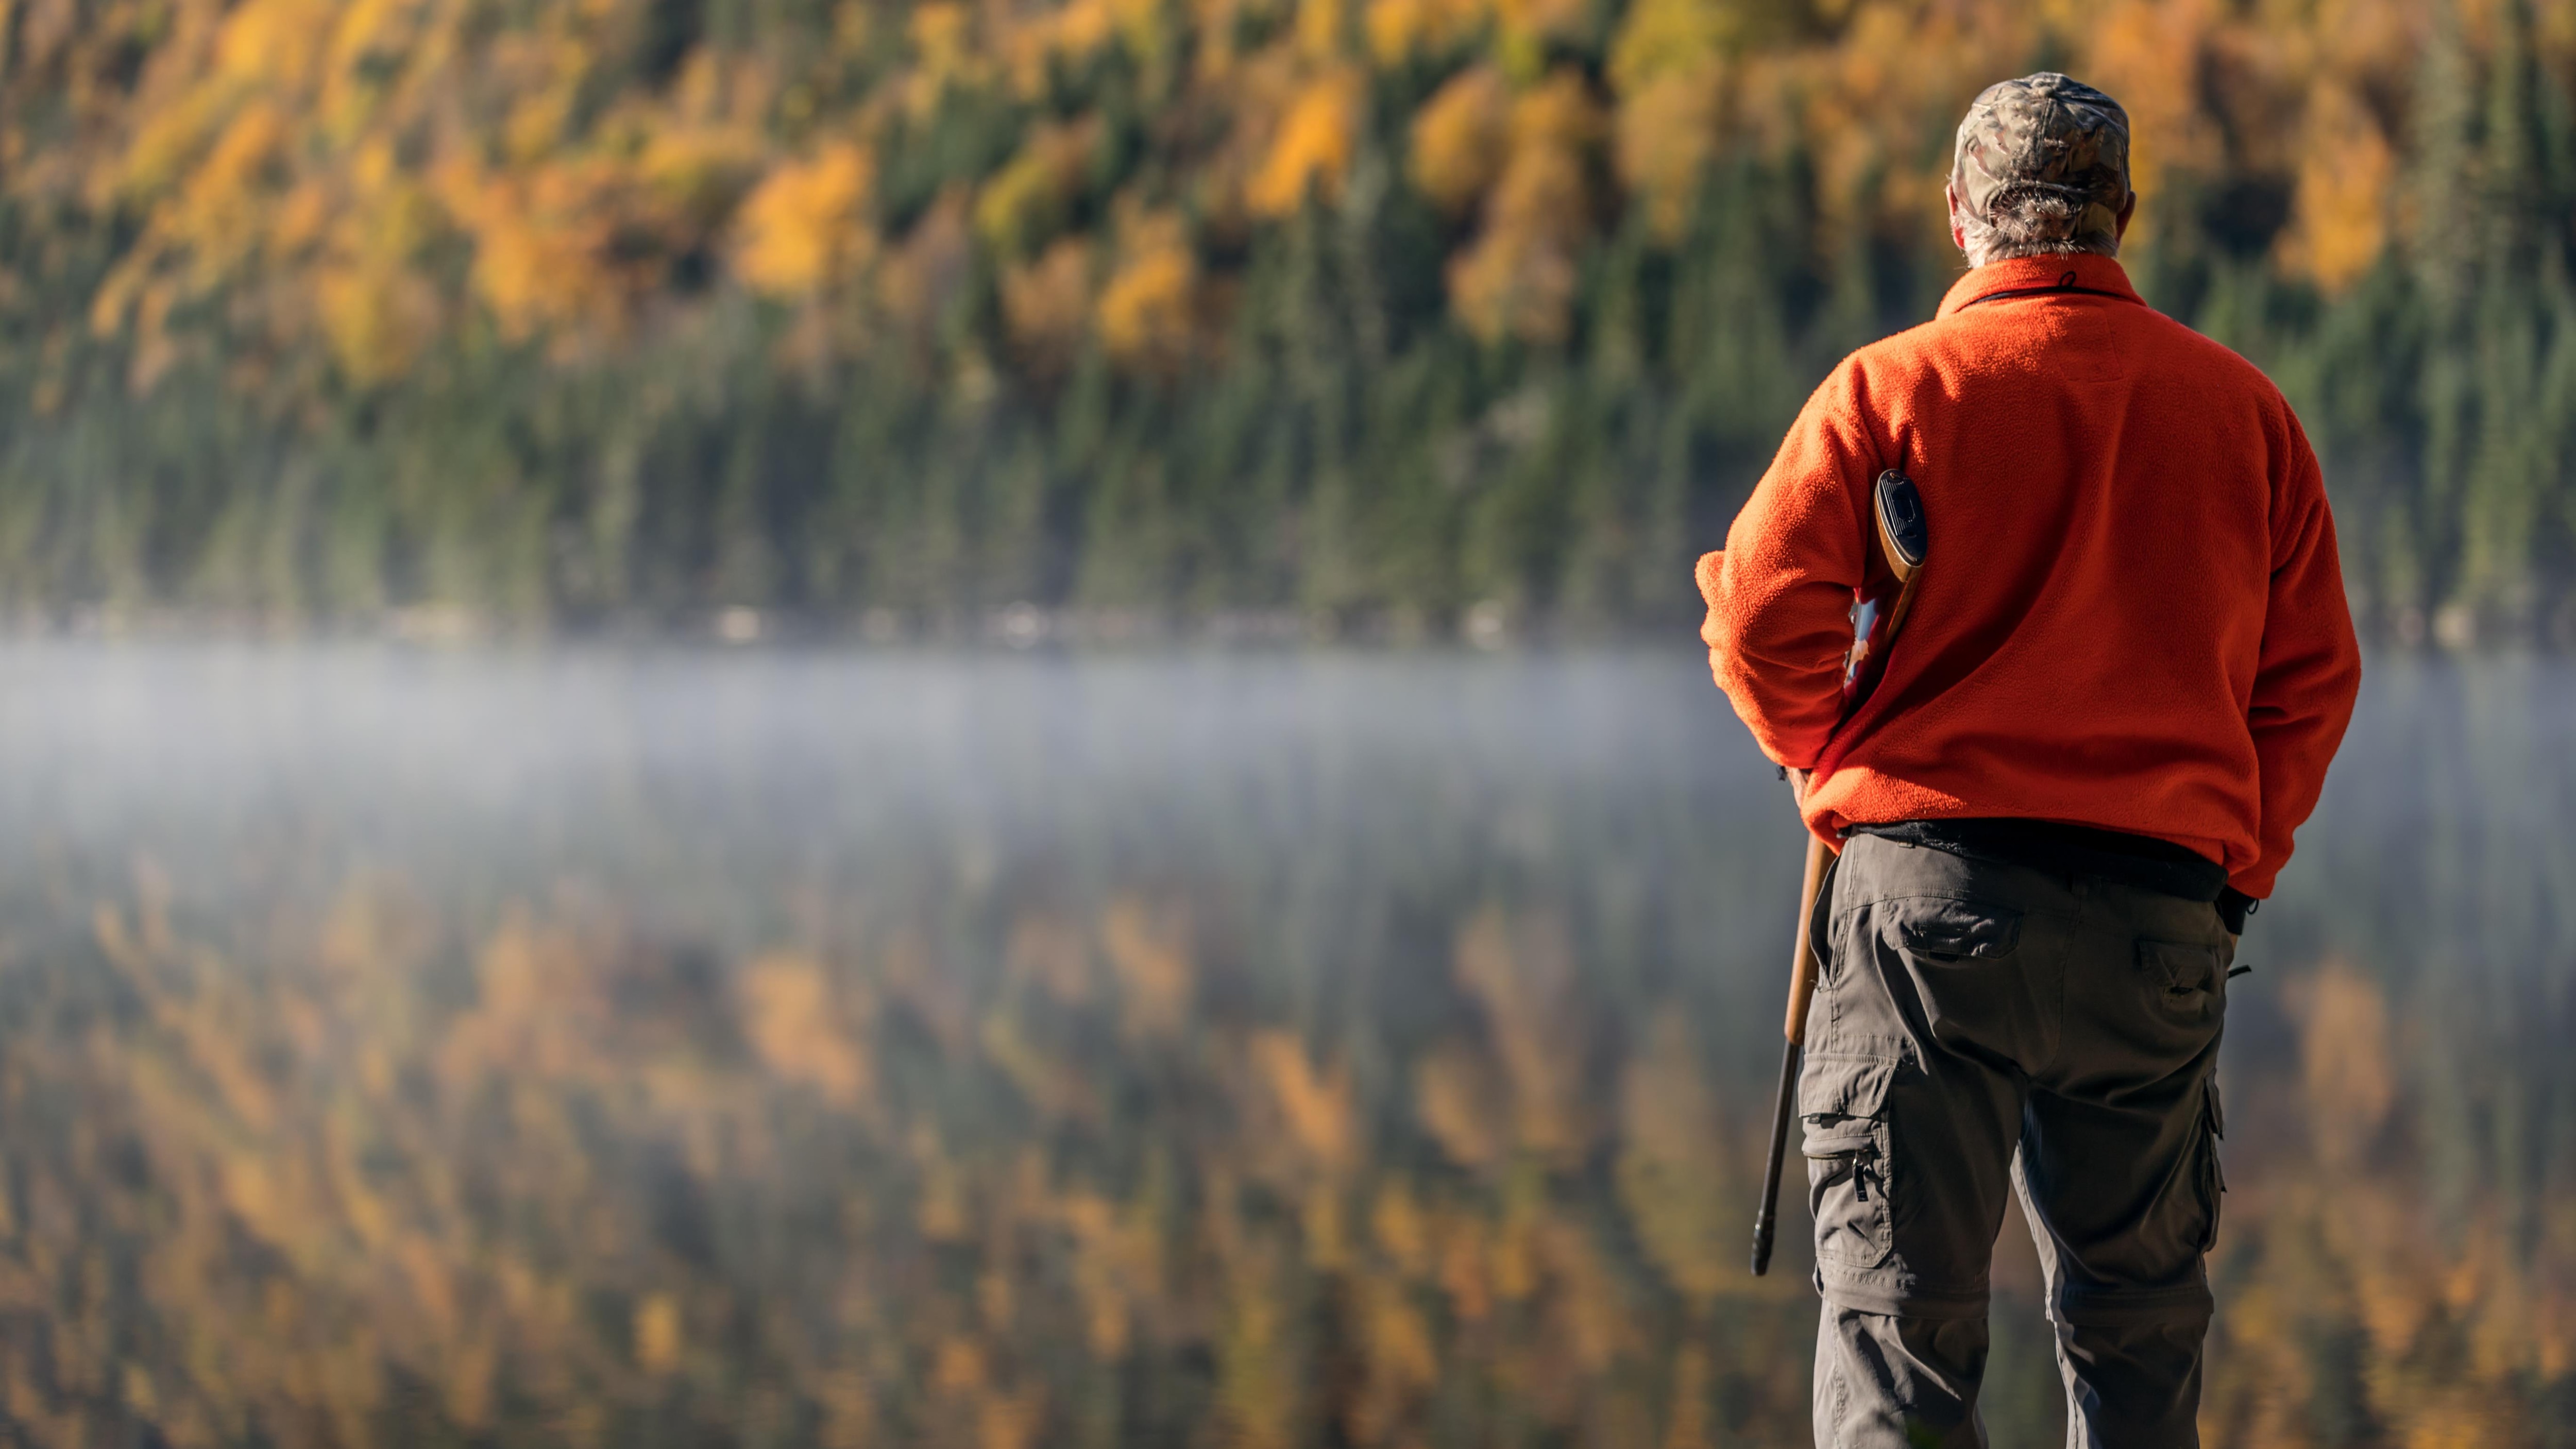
[1750,470,1926,1278]
[1750,832,1830,1276]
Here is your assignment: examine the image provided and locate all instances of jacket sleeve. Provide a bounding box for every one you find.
[1696,362,1877,769]
[2234,409,2362,899]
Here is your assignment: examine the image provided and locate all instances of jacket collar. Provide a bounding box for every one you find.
[1936,253,2143,319]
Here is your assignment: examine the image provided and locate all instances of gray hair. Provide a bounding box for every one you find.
[1956,185,2123,267]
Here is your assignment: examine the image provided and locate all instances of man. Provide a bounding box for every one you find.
[1695,74,2361,1446]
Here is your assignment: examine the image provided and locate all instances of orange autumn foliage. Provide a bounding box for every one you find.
[1249,69,1369,218]
[736,144,878,296]
[4,0,2505,390]
[1447,72,1603,345]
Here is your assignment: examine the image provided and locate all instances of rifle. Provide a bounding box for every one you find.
[1750,468,1928,1278]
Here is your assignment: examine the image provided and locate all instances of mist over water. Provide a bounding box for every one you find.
[0,644,2566,1447]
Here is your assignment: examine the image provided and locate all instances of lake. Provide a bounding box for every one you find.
[0,643,2565,1447]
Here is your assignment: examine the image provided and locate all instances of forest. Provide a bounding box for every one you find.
[0,0,2570,640]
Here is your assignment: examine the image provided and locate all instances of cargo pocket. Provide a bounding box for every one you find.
[2139,939,2226,1027]
[2194,1076,2227,1253]
[1802,1052,1897,1270]
[1891,898,2023,964]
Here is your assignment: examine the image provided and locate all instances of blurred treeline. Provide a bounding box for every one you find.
[1,0,2572,638]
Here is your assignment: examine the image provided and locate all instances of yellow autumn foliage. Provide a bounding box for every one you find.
[1251,1030,1358,1169]
[909,3,988,110]
[1363,0,1485,65]
[3,0,2481,398]
[1448,71,1602,345]
[214,0,338,87]
[877,189,977,339]
[1449,900,1592,1156]
[1345,1273,1440,1440]
[741,952,875,1107]
[1296,0,1350,58]
[1097,225,1198,371]
[312,144,449,383]
[2281,82,2394,292]
[2294,959,2396,1166]
[117,86,241,202]
[1616,66,1722,243]
[1605,0,1731,96]
[1415,1039,1508,1167]
[170,103,294,282]
[1248,69,1368,217]
[1490,0,1587,50]
[1101,894,1196,1036]
[437,162,630,342]
[736,144,877,296]
[633,1293,684,1372]
[317,258,442,386]
[1410,66,1511,215]
[1002,0,1125,96]
[2081,0,2224,238]
[974,121,1098,259]
[1614,1015,1733,1302]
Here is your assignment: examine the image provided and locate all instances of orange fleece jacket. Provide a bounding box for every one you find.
[1697,253,2361,899]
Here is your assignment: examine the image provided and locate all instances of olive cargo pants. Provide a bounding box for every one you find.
[1802,836,2232,1448]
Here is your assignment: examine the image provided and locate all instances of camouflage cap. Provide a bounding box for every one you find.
[1952,73,2131,242]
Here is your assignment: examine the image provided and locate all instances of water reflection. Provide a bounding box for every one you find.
[0,646,2563,1446]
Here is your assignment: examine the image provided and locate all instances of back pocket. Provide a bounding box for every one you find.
[1892,897,2024,964]
[1802,1051,1897,1269]
[2139,939,2225,1025]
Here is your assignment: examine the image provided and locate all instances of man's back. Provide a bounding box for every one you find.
[1697,251,2359,898]
[1709,73,2363,1448]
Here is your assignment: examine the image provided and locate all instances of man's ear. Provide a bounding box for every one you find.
[2115,189,2137,243]
[1947,181,1968,253]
